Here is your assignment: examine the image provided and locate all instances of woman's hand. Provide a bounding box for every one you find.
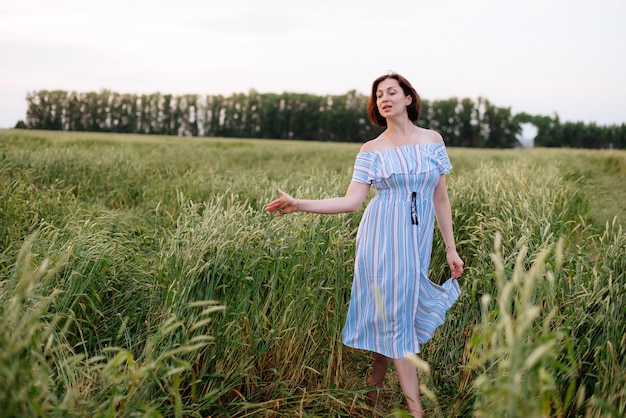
[265,189,298,216]
[446,249,464,280]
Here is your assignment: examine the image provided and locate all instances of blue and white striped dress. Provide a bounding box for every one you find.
[342,141,461,359]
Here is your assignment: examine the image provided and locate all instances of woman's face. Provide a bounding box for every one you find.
[376,78,411,119]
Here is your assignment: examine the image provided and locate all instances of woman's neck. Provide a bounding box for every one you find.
[385,119,416,137]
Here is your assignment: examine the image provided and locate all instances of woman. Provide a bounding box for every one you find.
[265,72,464,417]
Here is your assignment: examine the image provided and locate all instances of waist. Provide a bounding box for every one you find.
[375,190,427,201]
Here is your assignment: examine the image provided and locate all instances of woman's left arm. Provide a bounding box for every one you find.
[433,174,464,279]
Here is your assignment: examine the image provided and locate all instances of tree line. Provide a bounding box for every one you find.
[18,89,625,148]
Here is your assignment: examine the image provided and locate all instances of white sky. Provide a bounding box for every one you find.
[1,0,625,129]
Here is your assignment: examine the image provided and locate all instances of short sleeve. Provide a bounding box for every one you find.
[434,142,452,174]
[351,153,378,184]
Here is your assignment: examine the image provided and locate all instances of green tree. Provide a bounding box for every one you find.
[532,114,562,147]
[21,88,622,148]
[480,100,520,148]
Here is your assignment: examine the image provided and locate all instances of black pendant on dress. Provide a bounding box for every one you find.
[410,191,419,225]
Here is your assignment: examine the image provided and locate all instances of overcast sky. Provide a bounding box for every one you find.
[1,0,625,129]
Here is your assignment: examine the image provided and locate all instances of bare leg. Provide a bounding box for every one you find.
[366,352,389,405]
[393,357,424,418]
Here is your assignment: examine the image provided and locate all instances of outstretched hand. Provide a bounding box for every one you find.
[265,189,298,216]
[447,250,464,280]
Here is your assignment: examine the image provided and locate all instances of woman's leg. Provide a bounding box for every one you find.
[367,352,389,404]
[393,357,424,418]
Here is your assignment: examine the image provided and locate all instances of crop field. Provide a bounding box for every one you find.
[0,129,625,417]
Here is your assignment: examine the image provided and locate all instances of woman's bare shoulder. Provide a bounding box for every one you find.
[415,127,444,144]
[359,136,386,153]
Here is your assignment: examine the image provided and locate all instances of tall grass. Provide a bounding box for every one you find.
[1,129,624,417]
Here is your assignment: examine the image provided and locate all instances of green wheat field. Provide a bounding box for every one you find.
[1,129,625,417]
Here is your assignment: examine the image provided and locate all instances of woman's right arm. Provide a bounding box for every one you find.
[265,181,371,216]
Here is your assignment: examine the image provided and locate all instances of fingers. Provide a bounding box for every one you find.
[448,256,464,280]
[266,198,284,208]
[452,264,463,279]
[277,189,294,208]
[265,189,292,216]
[264,199,283,212]
[451,269,461,280]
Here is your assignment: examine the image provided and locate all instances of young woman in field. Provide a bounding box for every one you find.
[265,72,464,418]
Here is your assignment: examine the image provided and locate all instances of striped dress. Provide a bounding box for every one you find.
[341,141,461,359]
